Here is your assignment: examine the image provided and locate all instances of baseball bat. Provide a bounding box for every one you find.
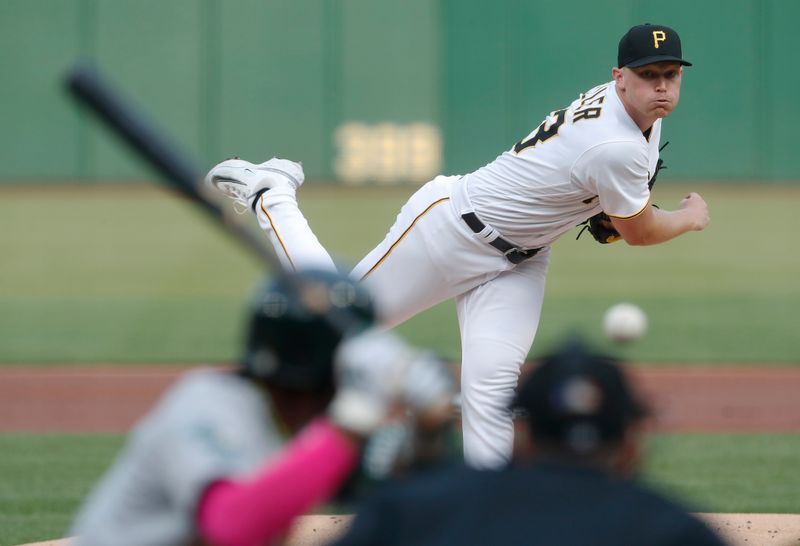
[64,64,277,267]
[63,64,375,334]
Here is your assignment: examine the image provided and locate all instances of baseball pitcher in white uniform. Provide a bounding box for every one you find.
[206,24,709,468]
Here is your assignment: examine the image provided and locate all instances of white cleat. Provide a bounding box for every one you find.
[205,157,305,211]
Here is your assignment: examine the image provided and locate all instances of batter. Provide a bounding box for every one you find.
[70,271,454,546]
[207,23,709,467]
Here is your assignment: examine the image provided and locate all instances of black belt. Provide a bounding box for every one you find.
[461,212,541,265]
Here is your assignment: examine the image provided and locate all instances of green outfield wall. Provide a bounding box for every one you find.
[1,0,796,183]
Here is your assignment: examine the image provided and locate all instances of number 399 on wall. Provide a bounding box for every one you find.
[335,122,442,185]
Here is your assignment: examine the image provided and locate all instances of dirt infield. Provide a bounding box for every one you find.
[1,364,799,432]
[3,364,800,546]
[16,513,800,546]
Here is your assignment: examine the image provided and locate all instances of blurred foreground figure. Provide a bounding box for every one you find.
[70,269,454,546]
[332,336,728,546]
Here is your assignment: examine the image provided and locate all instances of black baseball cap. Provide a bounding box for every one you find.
[618,23,692,68]
[511,336,648,453]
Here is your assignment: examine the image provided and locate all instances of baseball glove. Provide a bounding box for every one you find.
[577,143,668,244]
[576,211,623,244]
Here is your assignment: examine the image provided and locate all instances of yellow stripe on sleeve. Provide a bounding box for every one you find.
[605,198,650,220]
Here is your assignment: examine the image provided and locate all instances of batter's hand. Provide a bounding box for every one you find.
[328,329,455,436]
[678,192,710,231]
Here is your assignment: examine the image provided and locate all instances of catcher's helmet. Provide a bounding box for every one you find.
[241,269,375,392]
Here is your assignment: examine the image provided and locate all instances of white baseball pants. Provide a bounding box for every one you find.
[256,176,550,468]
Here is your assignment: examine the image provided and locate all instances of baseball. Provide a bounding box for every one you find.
[603,303,648,342]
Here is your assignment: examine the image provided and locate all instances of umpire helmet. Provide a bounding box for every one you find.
[241,269,375,392]
[511,335,648,454]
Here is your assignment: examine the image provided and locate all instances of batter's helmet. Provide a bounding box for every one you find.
[241,269,375,392]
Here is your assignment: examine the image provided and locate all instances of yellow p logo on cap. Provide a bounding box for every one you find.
[652,30,666,48]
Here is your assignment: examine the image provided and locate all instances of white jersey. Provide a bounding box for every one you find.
[465,80,661,249]
[71,370,284,546]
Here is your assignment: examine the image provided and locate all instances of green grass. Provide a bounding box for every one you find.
[0,182,798,363]
[0,432,797,545]
[1,183,796,545]
[642,433,800,513]
[0,433,125,546]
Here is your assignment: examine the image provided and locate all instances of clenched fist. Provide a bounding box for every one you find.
[679,192,710,231]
